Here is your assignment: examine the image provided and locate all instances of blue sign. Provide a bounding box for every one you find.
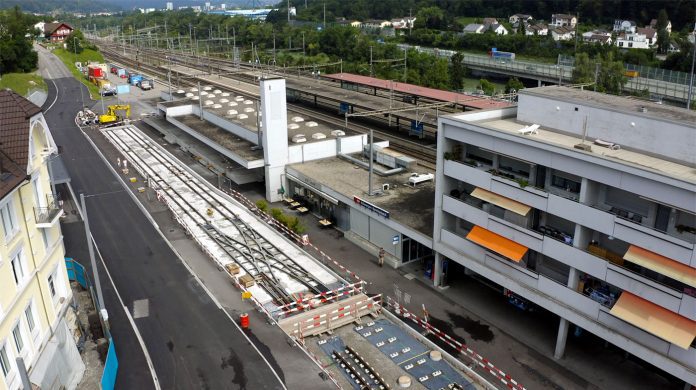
[339,102,349,114]
[410,120,424,136]
[392,235,400,245]
[116,85,130,95]
[353,196,389,219]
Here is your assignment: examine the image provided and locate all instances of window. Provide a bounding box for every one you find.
[24,305,35,332]
[0,201,18,240]
[10,251,25,285]
[12,326,23,355]
[48,274,56,298]
[551,174,581,194]
[0,345,10,377]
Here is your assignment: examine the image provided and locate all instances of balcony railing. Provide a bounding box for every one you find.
[34,194,63,227]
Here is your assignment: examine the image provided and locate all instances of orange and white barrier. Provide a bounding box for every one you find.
[386,297,526,390]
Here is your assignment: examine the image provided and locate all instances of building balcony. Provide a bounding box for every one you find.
[34,195,63,228]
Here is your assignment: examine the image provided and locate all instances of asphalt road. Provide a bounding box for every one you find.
[41,51,285,389]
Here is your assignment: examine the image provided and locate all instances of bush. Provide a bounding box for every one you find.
[270,208,283,221]
[255,199,268,212]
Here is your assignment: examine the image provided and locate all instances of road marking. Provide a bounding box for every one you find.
[77,121,287,389]
[45,70,60,113]
[133,299,150,319]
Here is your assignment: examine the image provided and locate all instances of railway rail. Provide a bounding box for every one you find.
[96,42,438,167]
[100,125,334,305]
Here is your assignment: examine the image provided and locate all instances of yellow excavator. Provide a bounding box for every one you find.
[99,104,131,125]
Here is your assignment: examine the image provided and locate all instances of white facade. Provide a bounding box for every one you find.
[551,14,577,27]
[166,2,173,10]
[613,19,636,33]
[433,87,696,387]
[616,32,650,49]
[0,95,83,390]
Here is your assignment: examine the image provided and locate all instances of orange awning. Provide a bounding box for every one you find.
[466,226,528,262]
[470,188,532,216]
[624,245,696,289]
[610,292,696,349]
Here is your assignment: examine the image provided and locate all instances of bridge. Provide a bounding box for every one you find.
[399,44,692,103]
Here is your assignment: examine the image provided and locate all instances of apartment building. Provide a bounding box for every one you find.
[433,86,696,386]
[0,90,83,390]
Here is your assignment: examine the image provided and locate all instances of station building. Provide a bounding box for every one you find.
[433,86,696,386]
[155,78,437,267]
[0,90,83,390]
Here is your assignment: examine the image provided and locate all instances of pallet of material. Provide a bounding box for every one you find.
[238,274,255,288]
[225,263,240,275]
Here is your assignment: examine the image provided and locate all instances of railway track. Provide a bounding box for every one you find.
[101,124,333,305]
[97,42,438,167]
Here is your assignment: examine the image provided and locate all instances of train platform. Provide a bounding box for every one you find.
[323,73,513,110]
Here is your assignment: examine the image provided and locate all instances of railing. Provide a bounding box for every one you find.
[34,194,62,225]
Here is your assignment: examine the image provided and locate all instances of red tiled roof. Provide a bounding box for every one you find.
[322,73,512,110]
[0,89,41,198]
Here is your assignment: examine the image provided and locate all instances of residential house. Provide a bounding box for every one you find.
[525,24,548,36]
[649,18,672,34]
[583,30,612,45]
[43,22,73,43]
[462,24,485,34]
[0,90,83,390]
[390,17,416,30]
[482,18,498,28]
[551,26,575,41]
[615,31,650,49]
[32,22,46,36]
[666,41,680,53]
[636,27,657,46]
[350,21,362,28]
[509,14,533,26]
[488,23,509,35]
[551,14,577,28]
[362,19,392,30]
[613,19,637,34]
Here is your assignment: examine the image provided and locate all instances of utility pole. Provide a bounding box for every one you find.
[168,56,173,101]
[287,0,290,23]
[323,2,326,29]
[368,130,374,196]
[594,62,600,92]
[687,22,696,110]
[80,194,105,312]
[370,46,373,77]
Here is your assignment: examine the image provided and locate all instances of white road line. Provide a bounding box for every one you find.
[71,190,162,390]
[77,122,287,390]
[45,70,60,113]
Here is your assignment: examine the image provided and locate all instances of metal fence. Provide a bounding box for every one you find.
[624,63,691,85]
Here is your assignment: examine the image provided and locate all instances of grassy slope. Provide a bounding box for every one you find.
[52,48,105,98]
[0,72,47,96]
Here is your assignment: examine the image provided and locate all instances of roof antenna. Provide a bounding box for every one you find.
[574,115,592,152]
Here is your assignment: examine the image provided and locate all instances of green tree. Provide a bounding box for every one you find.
[597,52,626,94]
[448,52,466,91]
[505,77,524,93]
[0,6,38,74]
[479,79,495,95]
[655,9,670,54]
[572,52,595,84]
[414,6,445,30]
[65,30,85,54]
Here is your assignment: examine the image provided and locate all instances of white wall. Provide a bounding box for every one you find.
[261,78,289,202]
[517,93,696,164]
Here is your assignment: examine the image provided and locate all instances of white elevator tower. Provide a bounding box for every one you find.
[259,77,289,202]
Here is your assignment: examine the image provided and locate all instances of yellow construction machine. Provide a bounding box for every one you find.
[99,104,131,125]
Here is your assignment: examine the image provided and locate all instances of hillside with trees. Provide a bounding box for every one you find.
[0,6,39,74]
